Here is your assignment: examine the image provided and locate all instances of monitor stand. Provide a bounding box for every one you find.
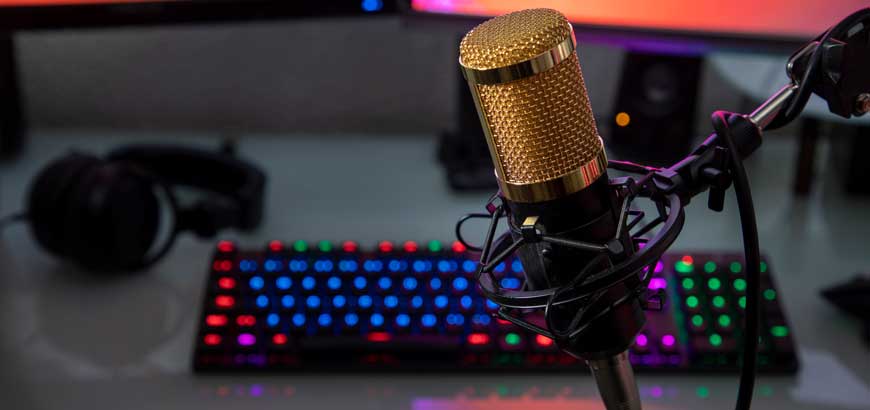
[0,31,23,159]
[606,51,703,167]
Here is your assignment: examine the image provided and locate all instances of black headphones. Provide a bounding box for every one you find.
[25,144,266,272]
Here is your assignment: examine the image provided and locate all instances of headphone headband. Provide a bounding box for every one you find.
[107,145,266,232]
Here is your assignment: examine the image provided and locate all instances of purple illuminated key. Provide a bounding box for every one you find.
[636,333,648,347]
[661,334,676,347]
[648,278,667,290]
[238,333,256,346]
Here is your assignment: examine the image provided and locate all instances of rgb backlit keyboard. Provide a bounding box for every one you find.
[194,240,798,373]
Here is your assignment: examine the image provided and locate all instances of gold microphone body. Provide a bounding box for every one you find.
[460,9,644,410]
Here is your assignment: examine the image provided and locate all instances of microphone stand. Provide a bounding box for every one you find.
[457,8,870,410]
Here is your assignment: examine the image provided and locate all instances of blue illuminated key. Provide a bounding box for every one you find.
[511,260,523,273]
[395,313,411,328]
[495,262,506,273]
[339,260,358,272]
[434,295,449,310]
[281,295,295,308]
[501,277,521,289]
[410,295,424,310]
[292,313,306,327]
[363,260,383,273]
[353,276,367,290]
[344,313,359,326]
[256,295,269,308]
[430,277,442,291]
[276,276,292,290]
[289,259,307,272]
[388,259,406,272]
[314,259,334,273]
[421,314,437,328]
[453,277,469,292]
[437,260,458,273]
[378,277,392,291]
[249,276,264,291]
[402,277,418,291]
[472,313,491,327]
[267,313,280,327]
[318,313,332,327]
[446,313,465,326]
[302,276,316,291]
[264,259,281,272]
[462,260,477,273]
[460,295,473,311]
[332,295,347,309]
[327,276,342,291]
[370,313,385,327]
[413,260,432,273]
[358,295,373,309]
[384,295,399,309]
[306,295,321,309]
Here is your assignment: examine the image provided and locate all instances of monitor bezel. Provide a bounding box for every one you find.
[0,1,397,31]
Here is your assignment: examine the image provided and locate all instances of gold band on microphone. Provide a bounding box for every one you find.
[499,148,608,203]
[460,33,577,86]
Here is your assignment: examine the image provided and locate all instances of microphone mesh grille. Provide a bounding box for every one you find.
[459,8,572,70]
[476,52,601,184]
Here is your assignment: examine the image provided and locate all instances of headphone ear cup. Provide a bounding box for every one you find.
[62,162,161,271]
[26,153,102,258]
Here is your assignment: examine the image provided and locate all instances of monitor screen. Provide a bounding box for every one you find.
[410,0,866,42]
[0,0,172,5]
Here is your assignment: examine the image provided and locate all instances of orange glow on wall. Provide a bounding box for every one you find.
[412,0,868,40]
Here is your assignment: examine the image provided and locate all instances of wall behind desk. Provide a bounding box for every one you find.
[15,16,739,136]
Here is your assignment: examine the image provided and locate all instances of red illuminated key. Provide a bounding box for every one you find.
[378,241,394,253]
[203,334,222,346]
[268,240,283,252]
[467,333,490,345]
[452,241,467,253]
[236,315,256,326]
[272,333,289,345]
[403,241,419,253]
[342,241,358,253]
[217,240,234,253]
[205,314,228,327]
[215,260,232,272]
[215,295,235,309]
[217,277,236,290]
[535,334,554,347]
[367,332,392,342]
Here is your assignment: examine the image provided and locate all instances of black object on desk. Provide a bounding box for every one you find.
[822,274,870,345]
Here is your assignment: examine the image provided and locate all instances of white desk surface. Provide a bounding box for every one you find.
[1,131,869,410]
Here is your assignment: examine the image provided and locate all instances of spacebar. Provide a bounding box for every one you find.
[300,334,460,352]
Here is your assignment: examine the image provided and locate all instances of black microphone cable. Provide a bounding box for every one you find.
[712,111,762,410]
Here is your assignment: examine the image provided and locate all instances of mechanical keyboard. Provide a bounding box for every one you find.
[193,240,798,373]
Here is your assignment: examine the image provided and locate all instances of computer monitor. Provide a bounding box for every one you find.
[0,0,396,156]
[0,1,395,30]
[409,0,867,49]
